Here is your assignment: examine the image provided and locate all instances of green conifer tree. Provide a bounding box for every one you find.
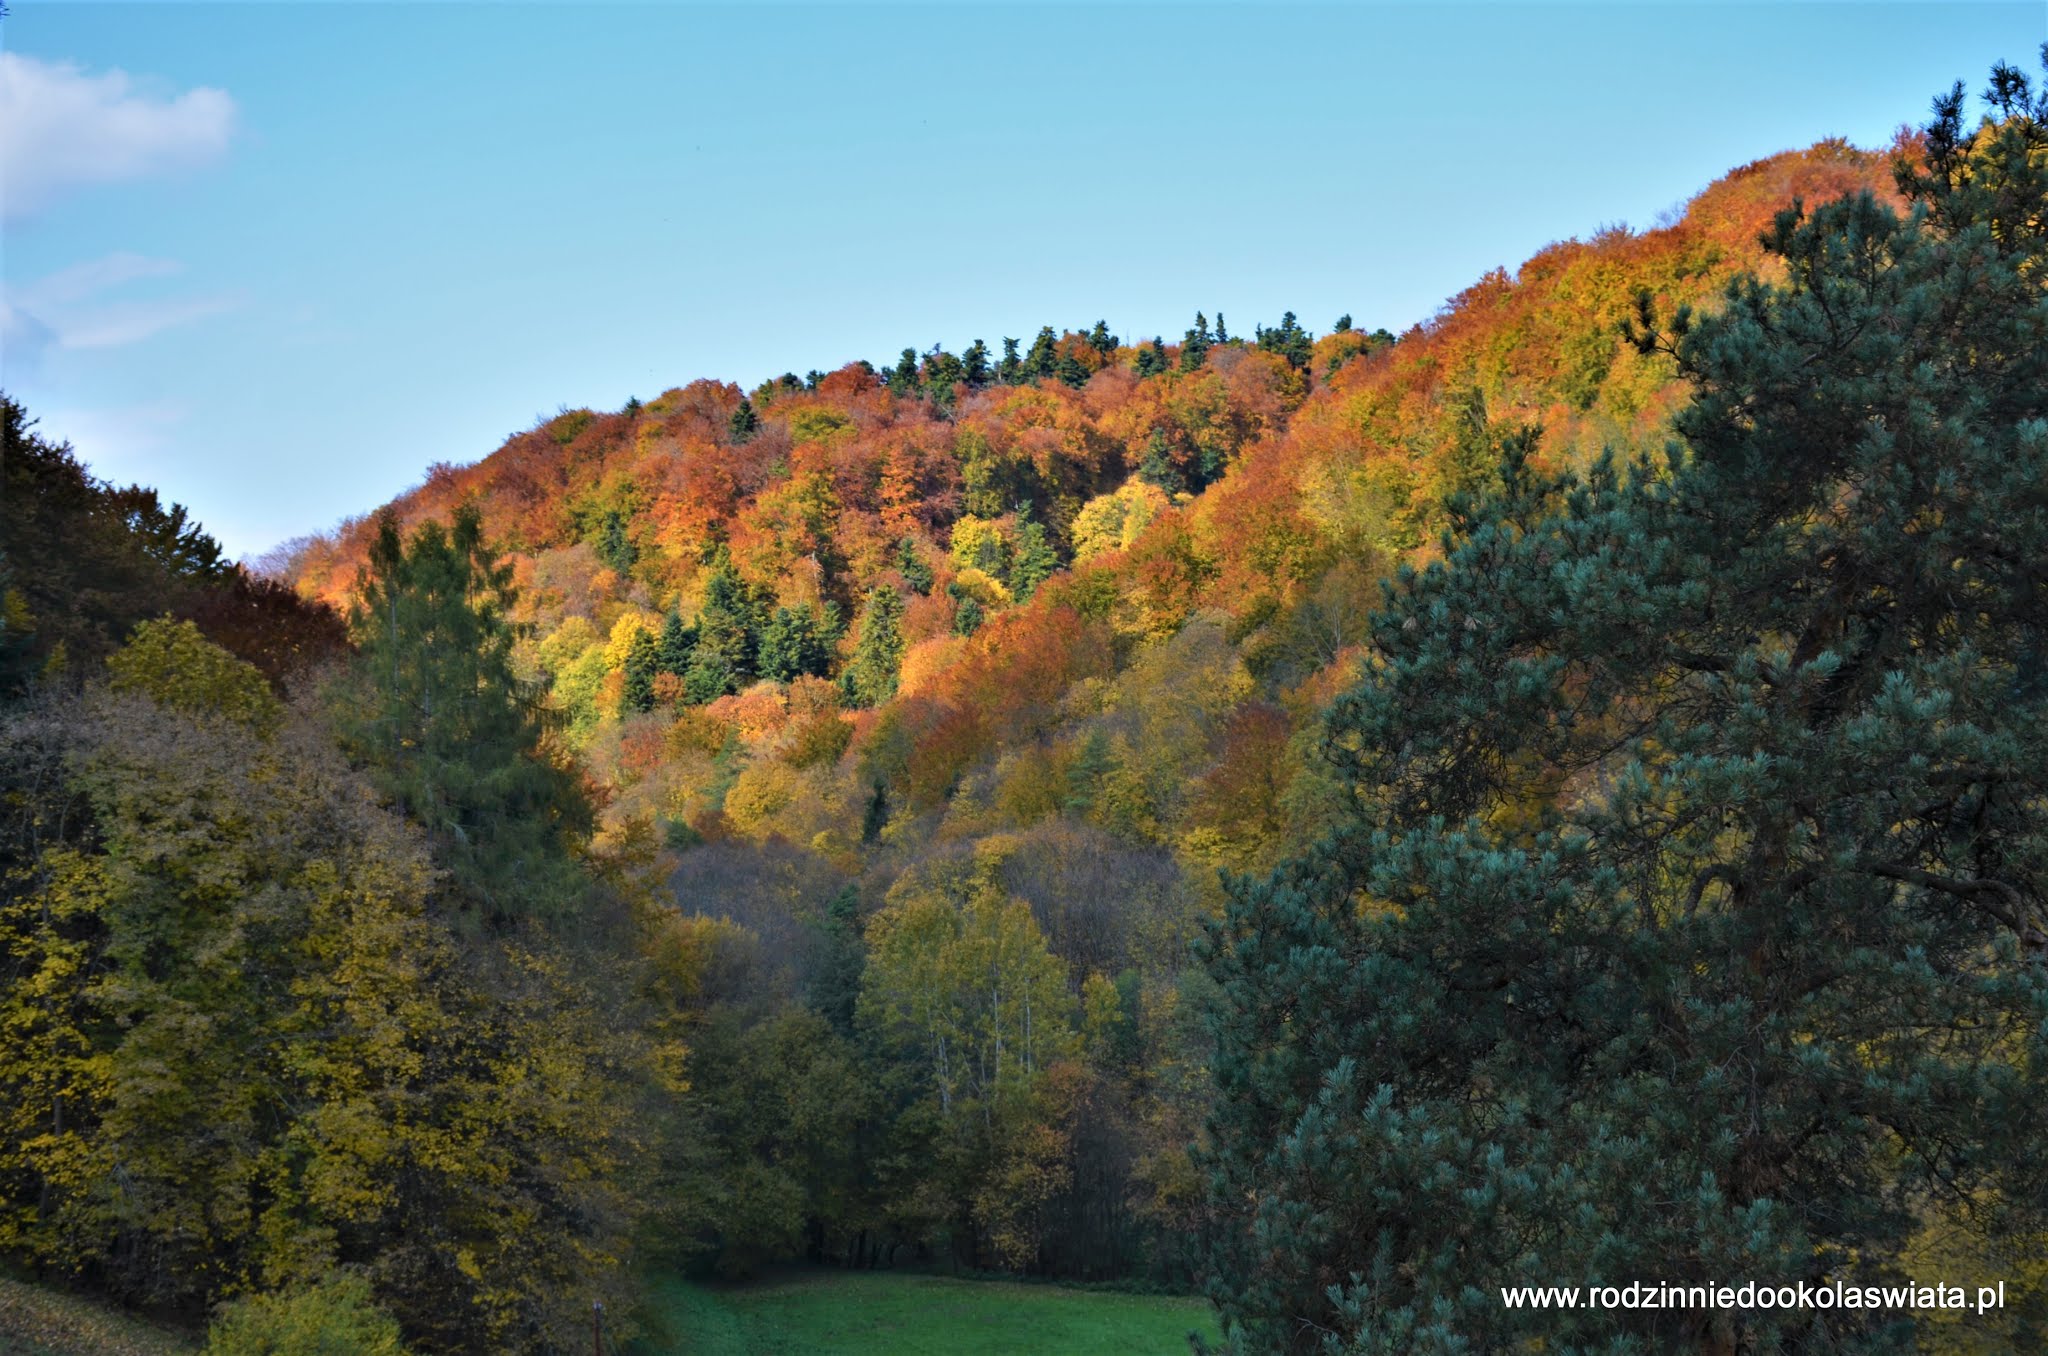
[683,558,759,702]
[922,346,965,410]
[621,626,659,713]
[593,508,637,574]
[998,337,1024,384]
[1201,64,2048,1354]
[1136,429,1183,495]
[728,396,759,443]
[839,586,906,709]
[1009,504,1058,600]
[1179,314,1211,372]
[655,608,695,676]
[1062,731,1114,818]
[341,505,590,916]
[1254,310,1312,369]
[950,591,984,637]
[888,348,921,397]
[1025,327,1060,381]
[962,339,991,387]
[757,605,831,683]
[896,538,935,595]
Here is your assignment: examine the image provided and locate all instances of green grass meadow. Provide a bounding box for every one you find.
[633,1270,1217,1355]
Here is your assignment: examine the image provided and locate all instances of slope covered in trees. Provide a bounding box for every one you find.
[270,134,1921,1296]
[283,135,1905,893]
[5,50,2044,1354]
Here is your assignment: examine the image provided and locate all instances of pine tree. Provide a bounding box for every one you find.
[1179,314,1211,372]
[1333,313,1352,332]
[962,338,991,387]
[1025,327,1060,381]
[1086,320,1118,359]
[888,348,921,397]
[683,558,758,702]
[682,645,737,705]
[922,346,965,410]
[621,626,659,713]
[1055,350,1089,389]
[1009,504,1058,600]
[839,586,906,709]
[1133,339,1168,379]
[1062,731,1114,818]
[950,591,983,637]
[896,538,934,595]
[656,608,695,676]
[593,508,637,574]
[1253,310,1311,369]
[998,337,1024,384]
[1212,311,1228,343]
[1201,64,2048,1354]
[1135,429,1183,495]
[729,396,759,443]
[341,505,590,916]
[757,605,831,683]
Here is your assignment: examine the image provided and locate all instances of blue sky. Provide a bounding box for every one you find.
[4,2,2043,559]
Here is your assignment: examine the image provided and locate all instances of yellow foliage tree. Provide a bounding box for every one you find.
[107,617,282,733]
[0,627,646,1353]
[1069,479,1170,563]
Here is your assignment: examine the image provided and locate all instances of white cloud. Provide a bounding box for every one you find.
[18,252,184,306]
[0,53,236,221]
[2,252,238,358]
[59,295,239,349]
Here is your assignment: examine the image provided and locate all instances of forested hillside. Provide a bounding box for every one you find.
[5,50,2045,1355]
[278,134,1907,1287]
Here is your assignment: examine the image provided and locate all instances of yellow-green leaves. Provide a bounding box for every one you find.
[108,618,283,734]
[203,1271,411,1356]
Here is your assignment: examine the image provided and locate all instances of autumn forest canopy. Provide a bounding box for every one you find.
[4,51,2048,1355]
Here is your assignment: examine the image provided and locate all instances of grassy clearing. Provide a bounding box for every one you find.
[0,1275,199,1356]
[634,1269,1216,1355]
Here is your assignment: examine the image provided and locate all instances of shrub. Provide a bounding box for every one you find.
[204,1273,408,1356]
